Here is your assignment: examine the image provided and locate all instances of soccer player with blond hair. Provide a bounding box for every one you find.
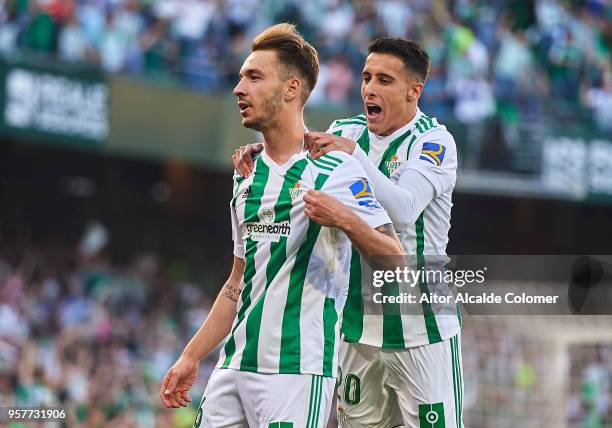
[160,24,403,427]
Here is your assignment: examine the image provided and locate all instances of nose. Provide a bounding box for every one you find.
[233,78,246,97]
[363,79,377,99]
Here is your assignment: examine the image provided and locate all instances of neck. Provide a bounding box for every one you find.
[262,110,305,164]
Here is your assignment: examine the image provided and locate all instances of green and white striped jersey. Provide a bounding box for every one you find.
[327,108,462,349]
[218,149,391,377]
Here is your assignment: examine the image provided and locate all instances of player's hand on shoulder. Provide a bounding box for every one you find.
[305,132,356,160]
[232,143,263,178]
[160,355,199,409]
[304,189,352,228]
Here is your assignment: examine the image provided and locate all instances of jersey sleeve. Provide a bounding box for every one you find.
[230,175,245,259]
[392,128,457,197]
[322,153,392,229]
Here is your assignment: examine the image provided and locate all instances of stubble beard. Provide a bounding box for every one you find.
[245,85,284,133]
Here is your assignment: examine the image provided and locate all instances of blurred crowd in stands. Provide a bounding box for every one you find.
[0,0,610,130]
[567,344,612,428]
[0,239,219,427]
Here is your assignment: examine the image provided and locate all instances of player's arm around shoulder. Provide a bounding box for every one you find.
[303,153,403,257]
[398,127,458,195]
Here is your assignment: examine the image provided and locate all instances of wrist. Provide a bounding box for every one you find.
[181,348,202,364]
[336,208,358,232]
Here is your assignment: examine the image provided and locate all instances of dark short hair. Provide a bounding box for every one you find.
[367,37,430,82]
[252,23,319,105]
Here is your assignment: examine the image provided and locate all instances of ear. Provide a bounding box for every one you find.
[406,80,424,103]
[284,77,302,103]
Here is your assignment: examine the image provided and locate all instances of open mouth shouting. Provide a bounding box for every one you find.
[238,100,251,116]
[365,102,383,121]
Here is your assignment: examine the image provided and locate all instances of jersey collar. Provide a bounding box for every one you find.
[260,148,307,174]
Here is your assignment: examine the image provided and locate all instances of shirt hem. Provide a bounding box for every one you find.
[342,324,461,349]
[215,364,336,378]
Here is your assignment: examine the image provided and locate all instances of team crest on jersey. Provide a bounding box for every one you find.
[288,180,305,201]
[259,207,274,223]
[349,178,382,210]
[385,153,403,174]
[419,142,446,166]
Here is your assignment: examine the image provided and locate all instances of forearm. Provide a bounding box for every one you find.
[181,278,240,362]
[339,213,403,257]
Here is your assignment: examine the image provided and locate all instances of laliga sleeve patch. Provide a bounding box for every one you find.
[349,178,382,210]
[349,178,374,205]
[419,142,446,166]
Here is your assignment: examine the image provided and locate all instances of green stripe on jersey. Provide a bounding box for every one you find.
[307,154,343,172]
[334,114,367,127]
[341,126,374,345]
[222,157,270,368]
[313,156,338,169]
[239,159,308,371]
[341,248,364,342]
[307,157,334,172]
[279,173,330,372]
[377,129,412,347]
[321,153,343,165]
[355,127,370,153]
[334,120,367,126]
[322,297,338,376]
[416,213,442,343]
[414,114,438,134]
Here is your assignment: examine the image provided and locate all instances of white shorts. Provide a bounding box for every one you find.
[193,368,335,428]
[337,333,463,428]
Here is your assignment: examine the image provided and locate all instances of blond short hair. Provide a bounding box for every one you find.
[252,23,319,105]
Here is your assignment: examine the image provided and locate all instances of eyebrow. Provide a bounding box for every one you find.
[239,68,264,78]
[362,71,396,80]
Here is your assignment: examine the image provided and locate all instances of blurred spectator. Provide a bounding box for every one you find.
[0,0,609,157]
[493,20,534,104]
[322,55,354,105]
[24,1,57,53]
[584,64,612,131]
[58,10,90,63]
[0,1,20,57]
